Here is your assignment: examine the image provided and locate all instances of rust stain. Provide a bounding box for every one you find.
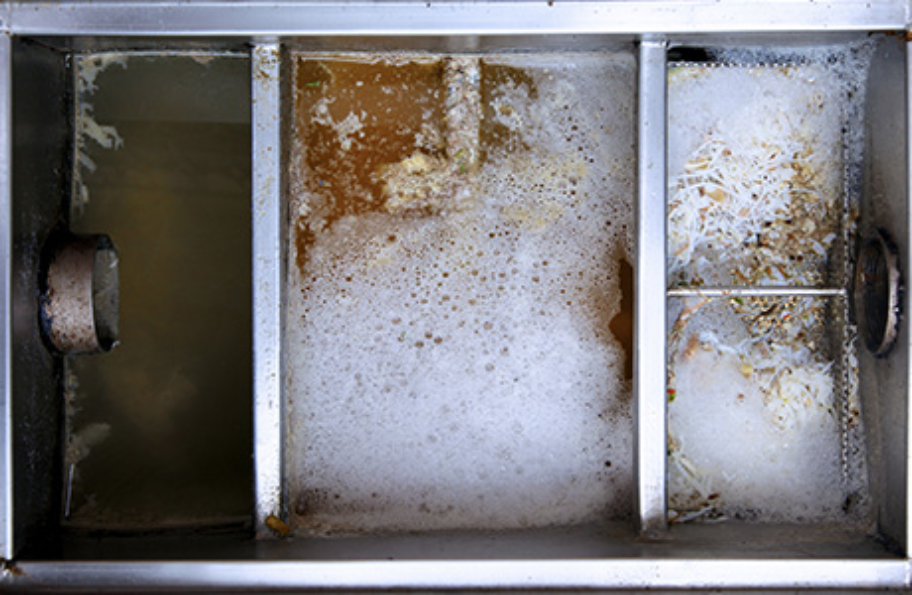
[608,258,634,382]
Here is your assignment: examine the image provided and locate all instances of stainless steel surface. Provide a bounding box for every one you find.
[8,558,910,591]
[0,32,11,562]
[849,35,912,555]
[0,1,910,591]
[636,38,668,536]
[252,42,284,538]
[9,37,69,561]
[906,38,912,556]
[667,287,848,298]
[4,1,908,36]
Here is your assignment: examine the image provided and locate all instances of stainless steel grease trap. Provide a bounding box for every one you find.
[1,2,912,591]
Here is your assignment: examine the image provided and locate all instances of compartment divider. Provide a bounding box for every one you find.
[635,38,668,536]
[667,287,846,298]
[251,42,284,537]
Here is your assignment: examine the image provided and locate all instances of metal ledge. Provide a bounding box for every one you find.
[7,559,909,591]
[4,1,909,37]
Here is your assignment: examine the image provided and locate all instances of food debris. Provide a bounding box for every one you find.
[380,57,480,215]
[668,136,836,289]
[265,514,291,538]
[666,55,872,524]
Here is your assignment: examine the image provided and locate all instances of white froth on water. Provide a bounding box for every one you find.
[285,52,635,534]
[668,298,846,523]
[667,56,868,287]
[666,47,873,525]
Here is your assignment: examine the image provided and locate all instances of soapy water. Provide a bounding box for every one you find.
[666,46,873,525]
[286,52,636,534]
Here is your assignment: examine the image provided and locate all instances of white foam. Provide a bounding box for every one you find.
[666,47,874,524]
[667,60,858,287]
[73,54,128,217]
[668,298,848,523]
[286,52,635,534]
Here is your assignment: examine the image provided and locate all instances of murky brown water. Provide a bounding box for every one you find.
[67,55,252,529]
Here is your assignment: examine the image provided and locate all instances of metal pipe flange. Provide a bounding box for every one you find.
[855,229,902,358]
[41,234,119,355]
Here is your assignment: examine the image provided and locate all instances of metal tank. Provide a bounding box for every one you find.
[0,1,911,591]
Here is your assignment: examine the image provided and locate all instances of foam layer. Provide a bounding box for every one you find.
[667,298,849,523]
[667,57,867,287]
[666,47,873,525]
[286,52,635,534]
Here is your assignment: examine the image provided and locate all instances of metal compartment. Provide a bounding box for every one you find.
[1,2,911,591]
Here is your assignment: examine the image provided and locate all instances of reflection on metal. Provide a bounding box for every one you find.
[667,287,847,298]
[635,38,667,536]
[252,42,284,537]
[9,558,910,591]
[906,39,912,560]
[0,32,11,562]
[41,234,119,355]
[855,230,902,357]
[3,1,907,36]
[64,463,75,520]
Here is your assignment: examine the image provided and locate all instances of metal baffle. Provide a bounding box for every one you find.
[252,42,284,538]
[635,38,668,536]
[0,32,12,562]
[667,287,847,298]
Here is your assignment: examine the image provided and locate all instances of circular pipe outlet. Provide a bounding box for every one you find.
[855,229,902,358]
[41,234,119,355]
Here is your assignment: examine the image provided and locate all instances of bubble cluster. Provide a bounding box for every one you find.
[286,52,635,534]
[668,298,851,523]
